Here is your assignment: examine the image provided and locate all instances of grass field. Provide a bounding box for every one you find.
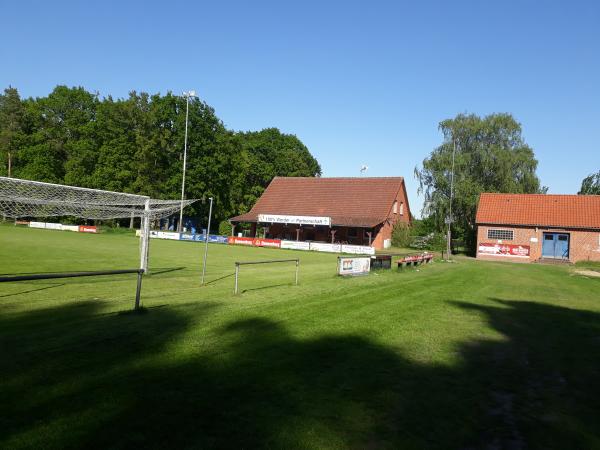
[1,224,599,449]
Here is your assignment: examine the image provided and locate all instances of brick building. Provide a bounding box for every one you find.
[475,193,600,263]
[229,177,411,249]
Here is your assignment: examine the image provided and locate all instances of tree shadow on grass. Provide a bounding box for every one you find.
[1,298,599,449]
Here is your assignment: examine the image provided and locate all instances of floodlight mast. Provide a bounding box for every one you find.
[178,90,197,232]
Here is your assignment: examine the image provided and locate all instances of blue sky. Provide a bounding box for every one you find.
[2,0,599,216]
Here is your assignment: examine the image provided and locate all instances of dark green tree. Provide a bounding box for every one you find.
[0,86,25,177]
[415,113,545,252]
[578,171,600,195]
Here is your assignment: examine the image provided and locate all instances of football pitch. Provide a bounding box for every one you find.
[1,225,599,449]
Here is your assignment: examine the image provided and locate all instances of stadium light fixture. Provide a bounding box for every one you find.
[178,90,198,232]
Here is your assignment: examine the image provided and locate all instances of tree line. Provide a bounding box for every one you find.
[0,86,321,227]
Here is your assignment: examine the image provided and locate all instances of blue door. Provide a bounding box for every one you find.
[542,233,570,259]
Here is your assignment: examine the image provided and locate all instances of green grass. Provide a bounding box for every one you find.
[1,224,599,449]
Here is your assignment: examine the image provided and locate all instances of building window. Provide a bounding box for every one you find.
[393,201,398,214]
[400,202,404,215]
[487,229,514,240]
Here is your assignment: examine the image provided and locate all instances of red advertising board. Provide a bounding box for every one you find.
[478,243,530,258]
[78,225,98,233]
[228,236,254,245]
[227,236,282,248]
[253,238,281,248]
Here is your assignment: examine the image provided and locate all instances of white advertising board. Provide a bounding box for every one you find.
[310,242,341,253]
[281,240,311,251]
[150,231,181,240]
[258,214,331,226]
[338,257,371,276]
[341,244,375,255]
[29,222,46,229]
[61,225,80,232]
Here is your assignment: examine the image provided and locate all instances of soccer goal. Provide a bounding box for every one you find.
[0,176,196,309]
[233,258,299,294]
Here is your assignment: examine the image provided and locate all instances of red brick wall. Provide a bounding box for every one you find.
[477,225,600,263]
[372,184,411,249]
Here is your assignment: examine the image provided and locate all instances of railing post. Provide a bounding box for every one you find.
[234,263,239,294]
[295,259,299,285]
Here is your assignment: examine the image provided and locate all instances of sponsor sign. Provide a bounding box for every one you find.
[79,225,98,233]
[180,233,228,243]
[281,240,311,251]
[29,221,46,229]
[149,230,180,240]
[310,242,341,253]
[338,257,371,276]
[341,244,375,255]
[258,214,331,226]
[478,243,530,258]
[228,236,254,246]
[61,225,80,232]
[15,220,30,226]
[253,238,281,248]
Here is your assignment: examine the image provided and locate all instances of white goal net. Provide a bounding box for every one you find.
[0,176,197,273]
[0,176,194,220]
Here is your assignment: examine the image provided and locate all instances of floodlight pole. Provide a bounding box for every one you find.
[178,90,196,232]
[446,138,457,260]
[201,197,213,284]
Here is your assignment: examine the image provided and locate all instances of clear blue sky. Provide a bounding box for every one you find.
[2,0,599,216]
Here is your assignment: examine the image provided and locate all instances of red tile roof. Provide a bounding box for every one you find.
[476,193,600,230]
[230,177,408,228]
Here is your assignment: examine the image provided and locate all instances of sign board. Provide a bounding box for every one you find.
[150,230,179,240]
[341,244,375,255]
[338,257,371,276]
[253,238,281,248]
[478,243,530,258]
[228,236,254,246]
[281,240,311,251]
[78,225,98,233]
[258,214,331,226]
[310,242,341,253]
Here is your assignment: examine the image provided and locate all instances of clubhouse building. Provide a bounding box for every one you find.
[229,177,411,250]
[475,193,600,263]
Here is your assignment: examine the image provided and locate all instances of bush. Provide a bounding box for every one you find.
[218,220,232,236]
[391,222,413,248]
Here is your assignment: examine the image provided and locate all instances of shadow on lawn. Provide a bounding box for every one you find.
[1,298,599,449]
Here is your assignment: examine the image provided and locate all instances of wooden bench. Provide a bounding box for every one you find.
[396,253,433,269]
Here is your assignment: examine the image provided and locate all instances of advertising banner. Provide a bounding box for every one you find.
[478,243,530,258]
[61,225,80,232]
[149,230,180,240]
[29,222,46,229]
[208,235,229,244]
[258,214,331,226]
[338,257,371,276]
[281,240,311,251]
[253,238,281,248]
[79,225,98,233]
[310,242,341,253]
[228,236,254,246]
[341,244,375,255]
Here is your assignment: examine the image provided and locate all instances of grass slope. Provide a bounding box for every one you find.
[1,225,599,449]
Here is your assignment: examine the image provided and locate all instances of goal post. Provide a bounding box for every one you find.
[233,258,299,294]
[0,176,196,309]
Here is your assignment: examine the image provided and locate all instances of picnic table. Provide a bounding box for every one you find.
[396,252,434,269]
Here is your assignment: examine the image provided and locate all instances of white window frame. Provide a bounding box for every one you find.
[487,229,514,240]
[393,200,398,214]
[399,202,404,215]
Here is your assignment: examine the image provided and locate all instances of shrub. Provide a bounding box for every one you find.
[391,222,413,248]
[218,220,232,236]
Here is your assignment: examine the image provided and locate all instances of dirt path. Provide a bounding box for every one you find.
[573,269,600,278]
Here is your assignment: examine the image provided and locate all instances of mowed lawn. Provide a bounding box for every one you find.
[1,225,599,449]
